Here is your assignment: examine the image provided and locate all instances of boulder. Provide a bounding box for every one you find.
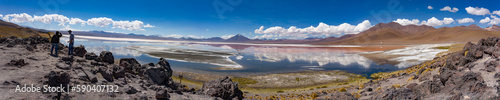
[111,65,125,79]
[372,88,421,100]
[123,86,138,94]
[145,67,170,85]
[45,71,70,89]
[60,56,74,62]
[99,51,114,64]
[157,58,172,78]
[84,53,98,60]
[6,59,28,66]
[327,92,357,100]
[99,67,114,82]
[119,58,141,74]
[199,76,244,100]
[156,89,170,100]
[144,58,173,85]
[73,45,87,57]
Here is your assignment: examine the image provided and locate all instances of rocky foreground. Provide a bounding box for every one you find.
[305,37,500,100]
[0,36,244,100]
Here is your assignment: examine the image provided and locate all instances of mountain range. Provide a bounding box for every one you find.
[1,19,500,45]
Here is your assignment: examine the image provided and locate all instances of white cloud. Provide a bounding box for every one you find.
[33,14,70,26]
[2,13,155,31]
[440,6,458,12]
[112,20,146,31]
[480,17,500,25]
[443,18,454,24]
[187,35,205,39]
[3,13,34,23]
[493,11,500,16]
[427,6,433,9]
[254,20,372,39]
[492,15,498,18]
[419,17,453,27]
[457,18,475,23]
[480,17,491,24]
[465,6,490,15]
[87,17,114,27]
[421,17,443,26]
[221,35,235,39]
[393,19,420,26]
[69,18,86,25]
[144,24,155,28]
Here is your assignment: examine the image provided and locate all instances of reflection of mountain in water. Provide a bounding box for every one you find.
[253,52,372,68]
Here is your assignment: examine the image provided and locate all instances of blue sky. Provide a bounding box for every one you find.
[0,0,499,39]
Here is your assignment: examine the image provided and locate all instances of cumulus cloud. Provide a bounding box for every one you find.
[393,19,420,26]
[457,18,475,23]
[69,18,86,25]
[3,13,33,23]
[493,11,500,16]
[112,20,147,31]
[86,17,113,27]
[2,13,155,31]
[443,18,454,24]
[254,20,372,39]
[33,14,70,26]
[480,17,500,25]
[480,17,491,24]
[427,6,433,9]
[440,6,459,12]
[420,17,454,27]
[221,35,235,39]
[465,6,490,15]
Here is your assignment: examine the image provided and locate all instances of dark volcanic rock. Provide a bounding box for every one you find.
[84,53,98,60]
[111,65,125,79]
[199,76,244,100]
[123,86,138,94]
[144,58,173,85]
[372,88,421,100]
[60,56,74,62]
[99,66,114,82]
[156,89,170,100]
[119,58,141,74]
[99,51,114,64]
[45,71,70,89]
[73,45,87,57]
[327,92,357,100]
[6,59,28,66]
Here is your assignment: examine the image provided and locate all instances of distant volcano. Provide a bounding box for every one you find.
[225,34,251,42]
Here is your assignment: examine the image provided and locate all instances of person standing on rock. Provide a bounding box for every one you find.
[50,31,62,56]
[67,30,74,56]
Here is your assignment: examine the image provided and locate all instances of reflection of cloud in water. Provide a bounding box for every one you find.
[127,45,243,68]
[379,44,450,68]
[86,46,142,57]
[253,52,372,68]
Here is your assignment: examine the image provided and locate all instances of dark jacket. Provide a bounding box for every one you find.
[50,32,62,43]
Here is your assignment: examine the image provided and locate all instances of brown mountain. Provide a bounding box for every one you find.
[0,20,51,38]
[485,25,500,31]
[314,22,435,45]
[313,22,500,45]
[456,24,483,30]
